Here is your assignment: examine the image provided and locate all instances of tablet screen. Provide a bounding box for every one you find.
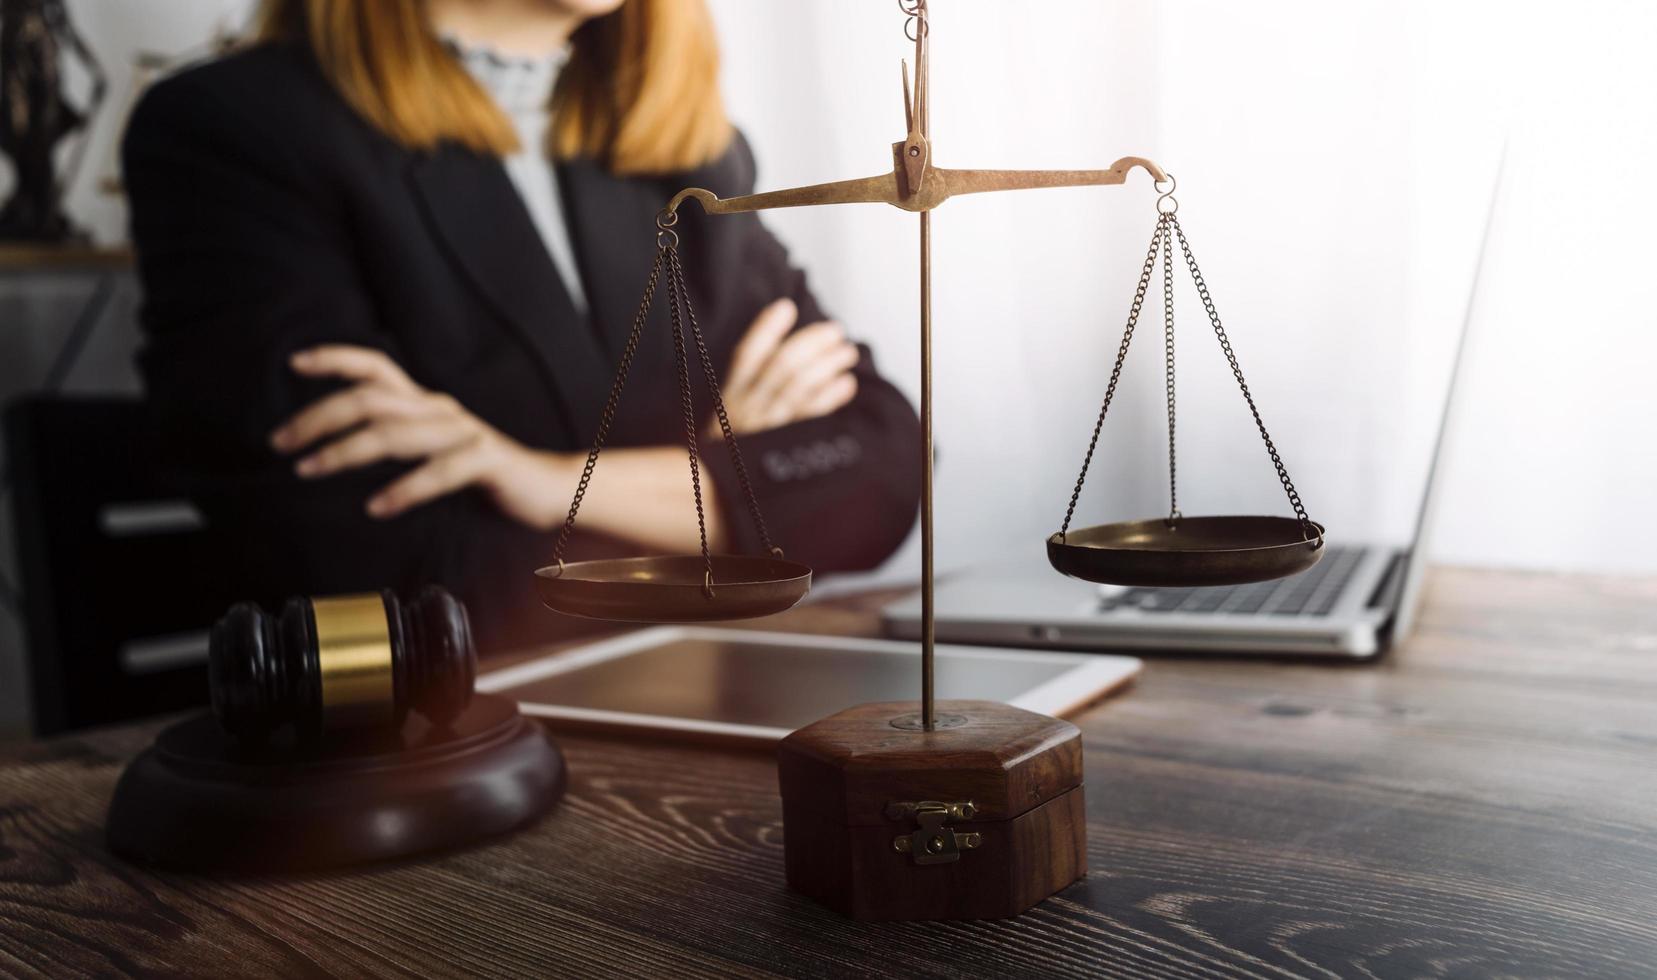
[480,628,1139,742]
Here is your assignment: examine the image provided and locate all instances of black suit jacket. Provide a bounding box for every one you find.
[123,42,921,651]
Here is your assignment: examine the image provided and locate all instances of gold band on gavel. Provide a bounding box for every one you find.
[311,594,395,727]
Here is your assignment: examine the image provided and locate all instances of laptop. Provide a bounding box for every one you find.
[882,166,1501,659]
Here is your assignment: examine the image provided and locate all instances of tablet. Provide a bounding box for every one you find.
[478,627,1140,746]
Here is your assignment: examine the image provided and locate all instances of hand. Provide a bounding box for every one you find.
[269,345,563,526]
[719,298,860,435]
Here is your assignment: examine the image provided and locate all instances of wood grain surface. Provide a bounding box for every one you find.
[2,567,1655,978]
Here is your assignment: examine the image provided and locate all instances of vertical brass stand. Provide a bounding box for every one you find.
[918,209,935,730]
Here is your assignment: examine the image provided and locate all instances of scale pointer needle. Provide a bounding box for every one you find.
[902,60,914,132]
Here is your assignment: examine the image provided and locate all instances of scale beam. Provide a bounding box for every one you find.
[665,156,1167,219]
[939,158,1167,199]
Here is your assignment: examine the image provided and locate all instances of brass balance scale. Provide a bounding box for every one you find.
[535,1,1323,921]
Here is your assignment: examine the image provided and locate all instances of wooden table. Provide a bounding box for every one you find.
[2,567,1654,978]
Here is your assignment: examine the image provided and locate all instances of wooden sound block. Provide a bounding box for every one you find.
[107,693,565,872]
[777,699,1085,921]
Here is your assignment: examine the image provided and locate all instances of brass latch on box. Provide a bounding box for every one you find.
[887,801,982,865]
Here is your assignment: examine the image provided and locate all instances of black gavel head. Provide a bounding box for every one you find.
[210,585,475,742]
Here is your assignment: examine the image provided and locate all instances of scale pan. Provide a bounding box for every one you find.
[1047,516,1324,588]
[535,554,813,623]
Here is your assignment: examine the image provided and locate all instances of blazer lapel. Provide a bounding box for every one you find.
[558,158,669,363]
[409,147,611,444]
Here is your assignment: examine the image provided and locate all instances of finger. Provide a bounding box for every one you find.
[749,321,850,410]
[726,298,798,393]
[270,383,429,452]
[295,415,479,478]
[752,342,859,432]
[797,372,859,421]
[775,340,861,412]
[366,440,486,518]
[755,338,855,431]
[290,345,418,393]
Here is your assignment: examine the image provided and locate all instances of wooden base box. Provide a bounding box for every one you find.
[777,699,1086,921]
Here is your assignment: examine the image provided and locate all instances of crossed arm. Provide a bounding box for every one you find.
[267,296,861,552]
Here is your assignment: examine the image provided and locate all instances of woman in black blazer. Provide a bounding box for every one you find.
[124,0,921,650]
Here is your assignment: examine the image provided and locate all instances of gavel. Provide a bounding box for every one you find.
[210,585,475,742]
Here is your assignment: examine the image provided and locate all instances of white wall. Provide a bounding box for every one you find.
[17,0,1657,576]
[1400,2,1657,573]
[711,0,1657,576]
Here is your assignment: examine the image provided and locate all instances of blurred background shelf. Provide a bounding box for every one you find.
[0,245,133,273]
[0,245,142,738]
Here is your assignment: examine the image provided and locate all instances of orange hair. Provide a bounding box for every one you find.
[257,0,731,175]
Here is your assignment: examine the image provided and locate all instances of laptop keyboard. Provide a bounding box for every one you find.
[1103,546,1366,618]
